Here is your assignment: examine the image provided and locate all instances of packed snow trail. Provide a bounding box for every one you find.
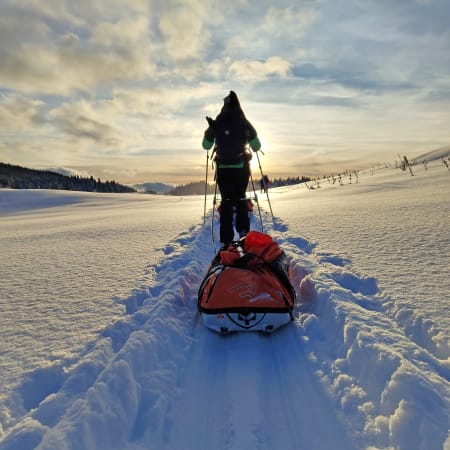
[162,325,356,450]
[0,214,448,450]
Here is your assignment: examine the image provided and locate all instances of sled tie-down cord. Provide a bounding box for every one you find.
[203,146,274,249]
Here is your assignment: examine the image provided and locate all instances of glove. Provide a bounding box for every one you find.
[249,136,261,152]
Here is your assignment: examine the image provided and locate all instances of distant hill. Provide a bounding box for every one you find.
[0,163,136,193]
[168,181,215,196]
[412,144,450,163]
[42,167,90,178]
[133,182,173,194]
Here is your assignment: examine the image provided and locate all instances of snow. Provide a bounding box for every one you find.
[0,160,449,450]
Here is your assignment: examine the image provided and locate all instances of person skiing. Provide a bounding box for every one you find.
[260,174,270,193]
[202,91,261,244]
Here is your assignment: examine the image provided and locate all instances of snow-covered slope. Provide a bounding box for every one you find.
[0,162,449,450]
[412,144,450,163]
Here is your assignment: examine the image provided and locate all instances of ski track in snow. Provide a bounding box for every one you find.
[0,214,449,450]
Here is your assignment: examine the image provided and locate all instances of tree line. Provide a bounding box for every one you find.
[168,175,312,196]
[0,163,136,193]
[1,162,313,196]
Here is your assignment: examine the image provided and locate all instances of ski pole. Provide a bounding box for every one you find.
[211,171,218,250]
[203,151,209,224]
[255,151,274,218]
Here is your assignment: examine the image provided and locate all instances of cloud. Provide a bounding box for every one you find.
[111,85,214,118]
[228,57,292,82]
[0,93,46,130]
[157,0,211,62]
[262,5,317,35]
[49,100,124,147]
[0,2,154,95]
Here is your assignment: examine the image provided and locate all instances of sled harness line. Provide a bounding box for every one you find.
[205,145,273,251]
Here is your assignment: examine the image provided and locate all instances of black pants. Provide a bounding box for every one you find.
[216,166,250,244]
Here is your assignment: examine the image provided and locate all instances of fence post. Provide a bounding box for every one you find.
[403,156,414,176]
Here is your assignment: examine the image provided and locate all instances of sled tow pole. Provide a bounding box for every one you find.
[249,172,264,234]
[256,151,274,219]
[211,168,218,250]
[203,150,209,224]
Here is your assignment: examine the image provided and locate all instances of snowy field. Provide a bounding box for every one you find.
[0,160,449,450]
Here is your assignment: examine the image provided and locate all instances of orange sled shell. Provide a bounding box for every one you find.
[198,233,296,334]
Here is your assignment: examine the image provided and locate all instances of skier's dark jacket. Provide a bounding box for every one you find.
[202,91,261,168]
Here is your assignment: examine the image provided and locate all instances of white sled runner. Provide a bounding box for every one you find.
[197,231,296,334]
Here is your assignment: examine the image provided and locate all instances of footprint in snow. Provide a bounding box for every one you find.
[272,219,288,232]
[330,270,378,296]
[17,365,66,412]
[286,236,317,254]
[316,252,351,267]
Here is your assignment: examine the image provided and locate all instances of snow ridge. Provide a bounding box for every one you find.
[0,216,448,450]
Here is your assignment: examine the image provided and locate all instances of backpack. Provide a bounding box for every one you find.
[213,113,249,164]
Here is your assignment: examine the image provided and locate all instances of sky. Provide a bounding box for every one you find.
[0,0,449,185]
